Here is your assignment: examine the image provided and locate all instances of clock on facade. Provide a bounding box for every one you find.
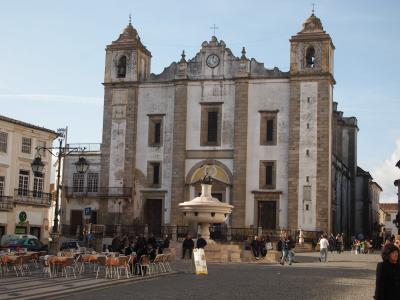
[206,54,220,68]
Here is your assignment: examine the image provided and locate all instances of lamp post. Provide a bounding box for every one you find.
[31,128,89,254]
[394,160,400,235]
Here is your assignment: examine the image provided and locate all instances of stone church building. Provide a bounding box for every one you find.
[62,13,378,238]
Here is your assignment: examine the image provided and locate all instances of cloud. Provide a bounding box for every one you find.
[0,94,102,104]
[371,138,400,203]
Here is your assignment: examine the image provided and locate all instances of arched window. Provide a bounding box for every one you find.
[305,47,315,68]
[117,56,127,78]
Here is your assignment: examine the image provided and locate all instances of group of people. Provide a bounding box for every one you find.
[110,233,170,263]
[250,235,272,260]
[181,234,207,259]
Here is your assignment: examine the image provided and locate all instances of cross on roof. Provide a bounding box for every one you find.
[312,3,315,15]
[210,24,219,36]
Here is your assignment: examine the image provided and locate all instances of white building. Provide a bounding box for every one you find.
[0,115,57,242]
[62,13,379,239]
[379,203,398,237]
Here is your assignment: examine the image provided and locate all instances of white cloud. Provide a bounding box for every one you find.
[371,138,400,203]
[0,94,102,104]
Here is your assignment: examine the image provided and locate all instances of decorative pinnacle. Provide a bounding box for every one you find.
[311,3,315,15]
[180,50,186,62]
[241,47,247,59]
[129,13,132,25]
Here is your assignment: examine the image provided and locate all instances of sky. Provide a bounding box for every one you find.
[0,0,399,202]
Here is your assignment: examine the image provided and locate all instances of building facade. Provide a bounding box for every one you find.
[62,13,380,238]
[0,115,57,242]
[379,203,398,237]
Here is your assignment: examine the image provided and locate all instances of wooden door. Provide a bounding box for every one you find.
[145,199,162,236]
[258,201,276,229]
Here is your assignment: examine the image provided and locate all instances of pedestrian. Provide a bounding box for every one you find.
[319,234,329,262]
[111,235,121,252]
[374,244,400,299]
[280,234,293,265]
[251,236,260,259]
[260,236,267,258]
[147,233,157,249]
[336,233,343,254]
[196,234,207,249]
[182,234,194,259]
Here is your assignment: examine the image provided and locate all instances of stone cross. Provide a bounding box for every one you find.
[210,24,219,36]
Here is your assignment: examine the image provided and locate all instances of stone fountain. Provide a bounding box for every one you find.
[179,171,233,243]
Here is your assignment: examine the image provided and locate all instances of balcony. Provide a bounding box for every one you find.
[14,189,52,207]
[0,196,13,211]
[64,187,133,198]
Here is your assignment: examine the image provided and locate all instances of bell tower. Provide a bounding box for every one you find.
[100,19,151,224]
[287,13,335,233]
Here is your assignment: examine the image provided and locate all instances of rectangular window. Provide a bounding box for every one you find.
[37,140,46,157]
[147,162,162,187]
[0,176,4,197]
[18,170,29,196]
[207,111,218,142]
[148,115,164,147]
[22,137,32,154]
[33,175,43,198]
[385,214,391,222]
[260,111,277,145]
[153,163,160,185]
[0,132,7,153]
[73,173,85,193]
[200,104,222,146]
[259,161,276,189]
[87,173,99,193]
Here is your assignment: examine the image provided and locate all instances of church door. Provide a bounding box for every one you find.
[258,201,276,229]
[145,199,162,237]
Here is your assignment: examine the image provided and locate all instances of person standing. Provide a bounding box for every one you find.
[196,235,207,249]
[319,234,329,262]
[251,236,260,260]
[280,235,292,265]
[374,244,400,299]
[182,235,194,259]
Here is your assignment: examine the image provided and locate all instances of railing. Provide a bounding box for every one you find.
[64,187,133,198]
[230,227,258,242]
[0,196,13,211]
[14,189,52,206]
[66,143,101,152]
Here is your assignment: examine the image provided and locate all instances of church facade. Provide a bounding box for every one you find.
[62,13,377,237]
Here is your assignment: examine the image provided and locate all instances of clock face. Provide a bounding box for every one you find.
[206,54,220,68]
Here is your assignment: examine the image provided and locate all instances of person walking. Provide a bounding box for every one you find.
[280,235,293,265]
[319,234,329,262]
[182,234,194,259]
[336,234,343,254]
[374,244,400,299]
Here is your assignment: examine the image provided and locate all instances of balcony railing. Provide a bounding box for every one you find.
[64,187,133,198]
[0,196,13,211]
[14,189,52,207]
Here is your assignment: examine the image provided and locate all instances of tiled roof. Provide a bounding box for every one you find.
[379,203,398,212]
[0,115,57,135]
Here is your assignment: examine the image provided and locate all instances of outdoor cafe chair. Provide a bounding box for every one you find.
[138,255,151,276]
[163,253,172,272]
[116,256,130,279]
[150,254,164,273]
[60,257,76,279]
[95,256,108,279]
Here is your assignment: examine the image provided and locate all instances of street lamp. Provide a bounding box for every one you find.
[394,160,400,235]
[31,128,89,254]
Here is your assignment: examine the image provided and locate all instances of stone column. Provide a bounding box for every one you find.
[170,81,188,225]
[231,79,249,227]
